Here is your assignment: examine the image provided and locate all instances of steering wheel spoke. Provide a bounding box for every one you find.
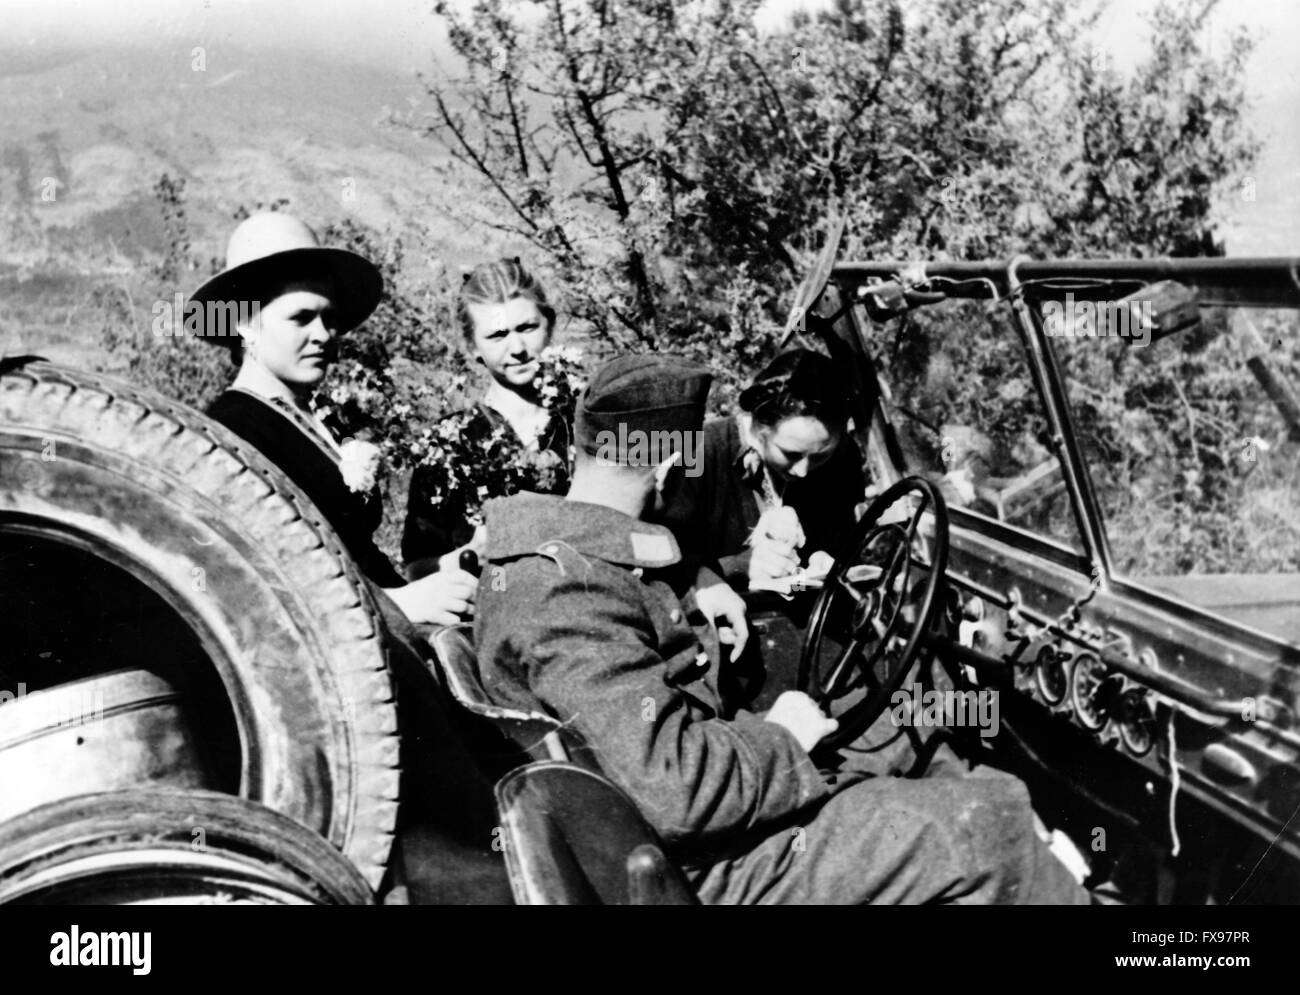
[902,491,929,539]
[835,572,868,605]
[819,635,869,704]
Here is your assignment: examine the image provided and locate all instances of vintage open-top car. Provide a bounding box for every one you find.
[789,243,1300,904]
[1,244,1297,904]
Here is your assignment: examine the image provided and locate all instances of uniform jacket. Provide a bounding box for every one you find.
[475,493,830,855]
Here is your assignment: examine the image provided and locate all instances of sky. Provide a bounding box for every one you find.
[3,0,1297,84]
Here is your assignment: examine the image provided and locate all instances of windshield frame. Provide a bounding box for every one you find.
[824,255,1300,652]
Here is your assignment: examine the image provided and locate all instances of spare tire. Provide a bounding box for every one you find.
[0,361,399,887]
[0,788,374,904]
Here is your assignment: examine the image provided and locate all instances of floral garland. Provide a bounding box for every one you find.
[407,346,587,525]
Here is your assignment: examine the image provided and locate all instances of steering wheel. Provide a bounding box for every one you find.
[797,476,950,751]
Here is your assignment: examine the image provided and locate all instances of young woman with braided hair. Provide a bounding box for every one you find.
[400,257,574,579]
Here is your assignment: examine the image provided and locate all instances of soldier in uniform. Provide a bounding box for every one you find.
[475,354,1088,904]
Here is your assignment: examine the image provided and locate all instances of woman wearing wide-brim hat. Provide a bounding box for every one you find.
[194,211,477,627]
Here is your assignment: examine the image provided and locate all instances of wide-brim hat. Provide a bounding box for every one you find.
[187,212,383,346]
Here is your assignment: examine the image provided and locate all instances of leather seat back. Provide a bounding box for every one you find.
[428,624,599,769]
[495,761,698,905]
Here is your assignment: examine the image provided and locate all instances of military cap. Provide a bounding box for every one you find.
[575,354,713,464]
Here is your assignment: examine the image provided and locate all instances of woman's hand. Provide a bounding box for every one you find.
[747,506,805,584]
[748,537,801,584]
[387,568,479,626]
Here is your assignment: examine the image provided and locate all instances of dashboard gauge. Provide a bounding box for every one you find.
[1070,653,1110,730]
[1117,688,1156,756]
[1035,646,1071,705]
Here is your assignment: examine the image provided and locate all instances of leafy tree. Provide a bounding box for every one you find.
[422,0,1257,396]
[99,0,1272,573]
[311,215,472,459]
[421,0,1285,576]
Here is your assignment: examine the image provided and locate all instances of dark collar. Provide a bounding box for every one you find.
[484,492,681,568]
[722,415,765,486]
[225,387,339,464]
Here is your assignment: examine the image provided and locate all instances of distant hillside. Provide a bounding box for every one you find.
[0,44,495,367]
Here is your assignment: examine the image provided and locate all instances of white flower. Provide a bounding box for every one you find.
[944,466,976,505]
[544,345,585,364]
[339,439,382,494]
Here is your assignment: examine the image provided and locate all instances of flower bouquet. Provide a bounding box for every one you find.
[407,346,587,525]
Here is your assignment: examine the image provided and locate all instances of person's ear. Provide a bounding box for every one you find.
[653,451,683,494]
[235,316,258,359]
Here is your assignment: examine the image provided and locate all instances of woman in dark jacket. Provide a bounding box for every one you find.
[401,258,574,578]
[660,349,866,593]
[191,213,516,902]
[192,211,477,626]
